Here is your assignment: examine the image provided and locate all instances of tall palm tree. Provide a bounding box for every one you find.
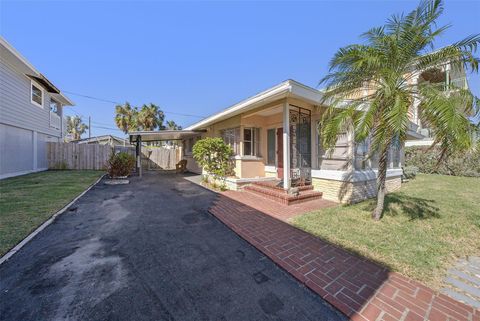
[66,115,88,140]
[320,0,479,220]
[166,120,182,130]
[137,103,165,131]
[114,102,138,134]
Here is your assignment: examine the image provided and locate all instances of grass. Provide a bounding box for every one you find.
[292,174,480,290]
[0,170,104,256]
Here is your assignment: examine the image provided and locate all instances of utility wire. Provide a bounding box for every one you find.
[63,90,206,118]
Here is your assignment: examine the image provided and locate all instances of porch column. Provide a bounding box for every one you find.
[283,101,291,190]
[136,136,142,178]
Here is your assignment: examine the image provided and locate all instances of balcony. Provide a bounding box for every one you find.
[49,112,61,130]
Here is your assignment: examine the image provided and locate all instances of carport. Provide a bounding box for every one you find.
[129,130,205,177]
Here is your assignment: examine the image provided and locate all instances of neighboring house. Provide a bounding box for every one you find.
[71,135,132,147]
[0,37,74,179]
[405,64,469,147]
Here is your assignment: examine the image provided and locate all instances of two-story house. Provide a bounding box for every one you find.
[0,37,74,179]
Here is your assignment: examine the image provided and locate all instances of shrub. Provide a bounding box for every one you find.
[107,152,136,177]
[404,146,480,177]
[403,166,418,179]
[192,137,234,182]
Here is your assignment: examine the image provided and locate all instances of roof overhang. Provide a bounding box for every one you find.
[129,130,206,143]
[185,80,324,130]
[0,36,75,106]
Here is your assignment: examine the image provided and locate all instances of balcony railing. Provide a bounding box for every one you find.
[50,112,61,130]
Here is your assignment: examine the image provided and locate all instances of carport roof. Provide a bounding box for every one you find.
[129,130,205,143]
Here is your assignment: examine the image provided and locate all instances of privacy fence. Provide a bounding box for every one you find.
[47,142,180,171]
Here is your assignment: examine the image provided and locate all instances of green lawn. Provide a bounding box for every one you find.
[292,174,480,290]
[0,170,104,256]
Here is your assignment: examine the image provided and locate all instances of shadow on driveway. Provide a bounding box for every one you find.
[0,171,345,321]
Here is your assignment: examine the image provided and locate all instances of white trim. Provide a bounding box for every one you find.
[0,168,48,180]
[234,155,263,161]
[311,169,403,182]
[264,165,276,173]
[30,79,44,108]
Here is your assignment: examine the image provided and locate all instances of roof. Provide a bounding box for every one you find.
[0,36,75,106]
[129,130,206,143]
[185,79,324,130]
[72,135,130,145]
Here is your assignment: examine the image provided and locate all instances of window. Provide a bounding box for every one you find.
[50,98,59,113]
[220,127,240,155]
[267,128,276,165]
[355,137,371,170]
[185,137,194,154]
[31,81,43,107]
[243,127,260,157]
[388,137,401,168]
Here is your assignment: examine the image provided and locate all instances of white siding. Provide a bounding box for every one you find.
[0,58,63,137]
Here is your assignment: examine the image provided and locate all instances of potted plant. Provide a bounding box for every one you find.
[105,152,136,184]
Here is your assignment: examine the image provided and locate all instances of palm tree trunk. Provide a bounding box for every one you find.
[372,145,389,220]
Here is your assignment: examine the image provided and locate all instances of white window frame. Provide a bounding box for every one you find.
[50,98,60,114]
[30,80,44,108]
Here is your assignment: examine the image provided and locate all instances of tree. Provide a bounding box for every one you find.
[137,103,165,131]
[166,120,182,130]
[192,138,234,185]
[319,0,479,220]
[114,102,138,134]
[66,115,88,140]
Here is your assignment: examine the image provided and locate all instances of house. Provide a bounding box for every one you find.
[71,135,132,147]
[0,37,74,179]
[405,63,469,147]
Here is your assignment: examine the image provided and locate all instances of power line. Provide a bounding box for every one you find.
[63,90,206,118]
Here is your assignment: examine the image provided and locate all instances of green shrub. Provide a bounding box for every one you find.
[107,152,136,177]
[403,165,418,179]
[404,146,480,177]
[192,137,234,180]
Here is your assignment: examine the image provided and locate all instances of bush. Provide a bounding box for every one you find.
[404,146,480,177]
[192,138,234,182]
[107,152,136,178]
[403,166,418,179]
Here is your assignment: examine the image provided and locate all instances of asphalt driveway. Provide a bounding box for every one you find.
[0,172,345,321]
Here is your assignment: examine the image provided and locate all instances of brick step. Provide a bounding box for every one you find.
[250,181,313,193]
[243,184,322,205]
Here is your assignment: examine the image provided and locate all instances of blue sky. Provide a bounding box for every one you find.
[1,0,479,138]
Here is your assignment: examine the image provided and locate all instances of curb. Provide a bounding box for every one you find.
[0,173,105,265]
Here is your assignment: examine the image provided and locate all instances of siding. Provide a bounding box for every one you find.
[0,58,62,137]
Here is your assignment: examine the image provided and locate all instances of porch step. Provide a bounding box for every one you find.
[251,181,314,192]
[243,183,322,205]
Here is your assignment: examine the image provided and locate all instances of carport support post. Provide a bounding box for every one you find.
[136,136,142,178]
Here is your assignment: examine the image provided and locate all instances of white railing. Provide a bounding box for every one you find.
[50,112,61,130]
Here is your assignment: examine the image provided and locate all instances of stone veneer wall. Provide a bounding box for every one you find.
[312,176,402,203]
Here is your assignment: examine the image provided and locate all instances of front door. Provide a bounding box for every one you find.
[276,128,283,178]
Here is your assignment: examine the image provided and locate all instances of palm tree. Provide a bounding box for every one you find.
[66,115,88,140]
[114,102,138,134]
[319,0,479,220]
[166,120,182,130]
[137,103,165,131]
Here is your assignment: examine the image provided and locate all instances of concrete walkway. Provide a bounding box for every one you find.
[210,193,480,321]
[0,172,345,321]
[442,257,480,309]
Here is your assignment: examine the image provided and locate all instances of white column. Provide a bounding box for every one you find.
[283,101,290,190]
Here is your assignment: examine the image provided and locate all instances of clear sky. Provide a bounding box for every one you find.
[1,0,479,138]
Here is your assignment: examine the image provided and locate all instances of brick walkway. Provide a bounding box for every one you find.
[221,190,337,221]
[209,194,479,321]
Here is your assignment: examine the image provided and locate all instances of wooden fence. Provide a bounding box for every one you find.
[48,142,112,170]
[47,143,181,171]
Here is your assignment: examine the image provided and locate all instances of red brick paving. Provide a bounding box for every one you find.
[221,190,336,221]
[209,193,479,321]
